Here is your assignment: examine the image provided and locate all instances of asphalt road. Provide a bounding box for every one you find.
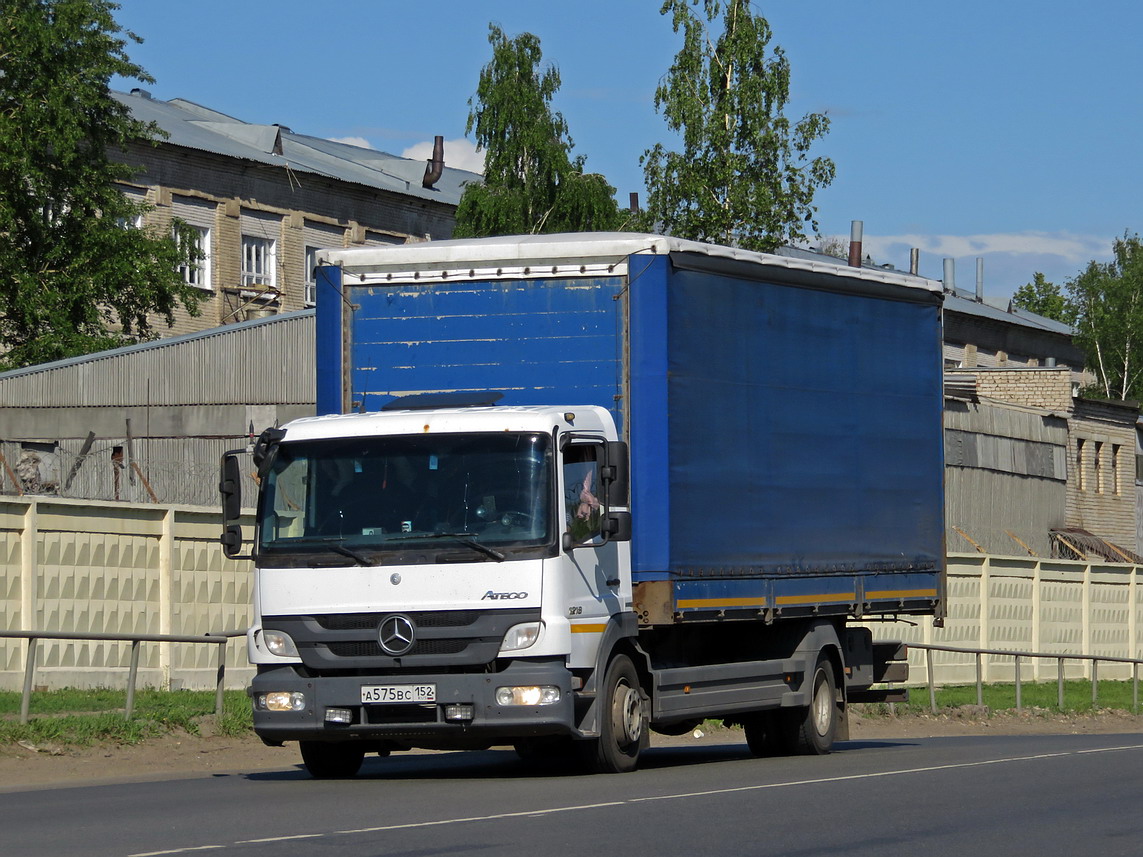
[5,733,1143,857]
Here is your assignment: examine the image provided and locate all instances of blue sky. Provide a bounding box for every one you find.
[110,1,1142,300]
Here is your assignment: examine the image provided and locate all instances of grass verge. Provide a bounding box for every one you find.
[0,689,253,747]
[857,678,1141,717]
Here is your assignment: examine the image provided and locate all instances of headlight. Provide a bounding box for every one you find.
[495,685,561,706]
[500,622,542,652]
[262,630,299,658]
[255,691,306,712]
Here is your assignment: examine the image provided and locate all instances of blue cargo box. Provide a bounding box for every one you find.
[316,234,946,618]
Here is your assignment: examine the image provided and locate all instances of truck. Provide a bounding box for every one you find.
[219,232,946,777]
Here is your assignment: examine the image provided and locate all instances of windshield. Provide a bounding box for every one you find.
[257,431,553,561]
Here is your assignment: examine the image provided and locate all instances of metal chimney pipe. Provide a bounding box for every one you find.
[847,220,863,268]
[976,257,984,302]
[629,192,640,214]
[943,258,955,293]
[910,248,920,276]
[421,136,445,188]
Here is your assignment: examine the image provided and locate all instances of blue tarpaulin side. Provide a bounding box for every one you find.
[657,266,944,578]
[315,265,345,416]
[340,275,626,422]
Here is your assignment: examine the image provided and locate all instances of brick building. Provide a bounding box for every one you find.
[109,89,479,337]
[943,285,1139,558]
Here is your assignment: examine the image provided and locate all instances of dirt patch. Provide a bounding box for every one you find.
[3,708,1141,790]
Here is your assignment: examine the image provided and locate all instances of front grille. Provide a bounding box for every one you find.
[326,639,468,658]
[316,611,479,631]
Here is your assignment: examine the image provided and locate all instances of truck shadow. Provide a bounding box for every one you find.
[244,737,919,782]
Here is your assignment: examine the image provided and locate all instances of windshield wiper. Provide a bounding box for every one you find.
[388,531,506,562]
[276,537,376,566]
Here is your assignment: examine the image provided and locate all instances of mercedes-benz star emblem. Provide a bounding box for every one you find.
[377,614,416,656]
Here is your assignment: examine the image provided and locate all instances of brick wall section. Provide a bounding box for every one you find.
[968,367,1074,411]
[1068,399,1138,552]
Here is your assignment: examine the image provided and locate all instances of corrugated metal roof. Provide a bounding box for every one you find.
[0,310,315,406]
[943,288,1074,336]
[113,90,481,207]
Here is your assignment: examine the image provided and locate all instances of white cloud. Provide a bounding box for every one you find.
[819,230,1114,299]
[402,138,485,175]
[327,135,375,150]
[861,231,1108,264]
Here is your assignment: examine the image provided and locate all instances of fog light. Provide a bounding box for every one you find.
[325,707,353,724]
[445,703,475,721]
[257,691,306,712]
[495,685,560,706]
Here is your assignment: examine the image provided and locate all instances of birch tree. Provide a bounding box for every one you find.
[1066,233,1143,401]
[454,25,622,238]
[639,0,835,251]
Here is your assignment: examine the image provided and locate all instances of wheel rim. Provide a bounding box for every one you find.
[613,680,643,745]
[811,670,833,736]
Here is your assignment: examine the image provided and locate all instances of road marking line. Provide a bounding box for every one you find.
[335,801,627,834]
[235,834,325,844]
[129,847,225,856]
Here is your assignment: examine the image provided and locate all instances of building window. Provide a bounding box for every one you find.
[241,235,276,289]
[1113,444,1122,495]
[1094,442,1104,494]
[304,246,319,306]
[1076,439,1085,492]
[176,224,211,290]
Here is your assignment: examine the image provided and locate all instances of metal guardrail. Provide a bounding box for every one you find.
[910,642,1143,714]
[0,629,247,724]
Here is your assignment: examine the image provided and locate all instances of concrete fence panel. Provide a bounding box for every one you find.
[0,496,252,691]
[872,553,1143,686]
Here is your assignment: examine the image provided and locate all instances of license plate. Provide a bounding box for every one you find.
[360,684,436,704]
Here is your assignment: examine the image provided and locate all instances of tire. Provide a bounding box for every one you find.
[580,654,647,774]
[742,712,781,757]
[779,656,839,755]
[299,740,367,779]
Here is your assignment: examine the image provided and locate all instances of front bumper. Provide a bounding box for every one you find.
[251,658,575,748]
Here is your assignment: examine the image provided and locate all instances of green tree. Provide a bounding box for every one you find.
[1066,233,1143,401]
[639,0,835,251]
[0,0,203,370]
[1011,273,1071,323]
[454,24,623,238]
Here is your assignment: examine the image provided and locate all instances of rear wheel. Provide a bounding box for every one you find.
[742,712,781,757]
[580,654,647,773]
[299,740,367,779]
[780,656,839,755]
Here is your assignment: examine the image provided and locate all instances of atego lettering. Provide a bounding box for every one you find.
[481,590,529,600]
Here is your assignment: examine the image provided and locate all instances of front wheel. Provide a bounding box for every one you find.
[299,740,367,779]
[580,654,647,773]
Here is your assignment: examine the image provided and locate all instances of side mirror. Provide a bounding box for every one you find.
[221,524,244,557]
[220,453,243,523]
[219,452,249,558]
[602,441,629,507]
[604,511,632,542]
